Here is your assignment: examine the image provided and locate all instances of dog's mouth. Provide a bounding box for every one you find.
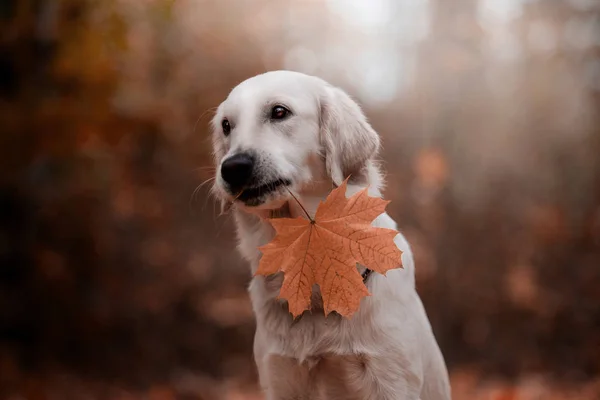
[236,178,292,205]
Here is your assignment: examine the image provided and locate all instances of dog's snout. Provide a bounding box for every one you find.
[221,153,255,192]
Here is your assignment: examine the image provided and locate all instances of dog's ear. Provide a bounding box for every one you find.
[319,86,380,186]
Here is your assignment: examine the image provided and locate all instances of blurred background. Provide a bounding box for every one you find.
[1,0,599,399]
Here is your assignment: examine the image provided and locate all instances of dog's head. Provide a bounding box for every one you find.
[211,70,380,210]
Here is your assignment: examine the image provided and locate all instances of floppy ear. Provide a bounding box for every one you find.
[319,86,380,186]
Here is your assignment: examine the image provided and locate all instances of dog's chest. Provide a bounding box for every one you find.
[265,352,377,400]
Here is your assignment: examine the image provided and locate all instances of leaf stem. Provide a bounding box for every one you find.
[285,187,313,222]
[233,190,244,200]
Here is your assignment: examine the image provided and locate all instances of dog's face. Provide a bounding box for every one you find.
[211,70,380,210]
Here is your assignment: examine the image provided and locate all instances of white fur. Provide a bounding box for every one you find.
[211,71,451,400]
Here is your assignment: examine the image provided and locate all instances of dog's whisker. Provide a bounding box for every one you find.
[192,166,216,173]
[189,176,217,213]
[217,201,235,224]
[193,106,219,135]
[204,184,226,221]
[203,184,219,215]
[212,194,218,223]
[195,176,216,194]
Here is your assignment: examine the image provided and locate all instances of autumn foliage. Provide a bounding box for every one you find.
[1,0,600,399]
[256,180,403,317]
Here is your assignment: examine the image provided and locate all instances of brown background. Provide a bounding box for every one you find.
[1,0,599,399]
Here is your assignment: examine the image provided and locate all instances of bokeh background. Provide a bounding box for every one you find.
[1,0,600,399]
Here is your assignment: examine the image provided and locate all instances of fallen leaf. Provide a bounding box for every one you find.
[256,179,403,318]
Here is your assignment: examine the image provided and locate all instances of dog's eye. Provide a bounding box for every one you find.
[271,105,290,120]
[221,119,231,136]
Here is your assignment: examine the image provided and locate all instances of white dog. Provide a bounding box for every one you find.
[211,70,451,400]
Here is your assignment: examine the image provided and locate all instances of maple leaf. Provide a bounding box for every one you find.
[255,180,403,318]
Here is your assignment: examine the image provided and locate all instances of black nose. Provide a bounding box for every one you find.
[220,153,255,193]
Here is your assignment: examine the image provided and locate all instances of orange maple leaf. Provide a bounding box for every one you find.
[255,180,403,318]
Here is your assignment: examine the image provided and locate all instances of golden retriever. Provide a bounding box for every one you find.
[211,70,451,400]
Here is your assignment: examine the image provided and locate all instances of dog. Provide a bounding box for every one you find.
[211,70,451,400]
